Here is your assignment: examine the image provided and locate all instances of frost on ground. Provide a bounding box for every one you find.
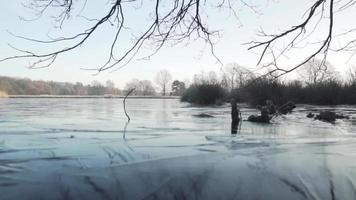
[1,98,356,200]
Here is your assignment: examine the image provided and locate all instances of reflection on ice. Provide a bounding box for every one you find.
[1,98,356,199]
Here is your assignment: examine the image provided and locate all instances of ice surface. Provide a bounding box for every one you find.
[1,98,356,199]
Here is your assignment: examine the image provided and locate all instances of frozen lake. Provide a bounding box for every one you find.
[1,98,356,200]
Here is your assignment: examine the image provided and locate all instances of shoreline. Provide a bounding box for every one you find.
[7,95,180,99]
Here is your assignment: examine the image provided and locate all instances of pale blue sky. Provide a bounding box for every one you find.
[0,0,355,88]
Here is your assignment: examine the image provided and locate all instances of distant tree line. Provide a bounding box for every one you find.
[124,79,157,96]
[123,70,185,96]
[0,70,187,97]
[0,76,120,95]
[182,60,356,105]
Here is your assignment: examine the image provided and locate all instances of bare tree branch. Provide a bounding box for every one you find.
[2,0,356,78]
[3,0,252,71]
[245,0,352,78]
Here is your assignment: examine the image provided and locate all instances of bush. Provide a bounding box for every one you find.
[302,81,343,105]
[342,82,356,104]
[181,83,227,105]
[234,78,288,106]
[230,78,356,106]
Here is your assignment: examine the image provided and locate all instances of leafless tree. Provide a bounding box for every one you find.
[347,66,356,84]
[124,79,140,94]
[139,80,157,96]
[105,80,119,94]
[124,79,156,96]
[207,71,219,85]
[1,0,251,71]
[297,58,338,85]
[221,63,254,90]
[1,0,356,78]
[155,70,172,96]
[246,0,356,78]
[192,71,221,85]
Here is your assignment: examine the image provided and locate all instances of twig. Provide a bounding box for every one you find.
[123,120,129,140]
[123,88,135,122]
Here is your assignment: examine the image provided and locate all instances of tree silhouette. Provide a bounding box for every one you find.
[222,63,254,90]
[297,58,338,85]
[155,70,172,96]
[124,79,156,96]
[171,80,186,96]
[349,66,356,83]
[1,0,355,77]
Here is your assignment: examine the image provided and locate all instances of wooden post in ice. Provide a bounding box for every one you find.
[231,99,240,134]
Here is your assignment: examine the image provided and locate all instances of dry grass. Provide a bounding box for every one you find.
[0,90,8,98]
